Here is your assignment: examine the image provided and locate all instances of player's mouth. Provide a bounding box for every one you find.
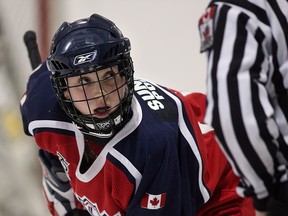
[93,106,110,118]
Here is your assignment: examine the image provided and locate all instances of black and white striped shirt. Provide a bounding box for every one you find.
[199,0,288,210]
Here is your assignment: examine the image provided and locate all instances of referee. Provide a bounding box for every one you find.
[199,0,288,215]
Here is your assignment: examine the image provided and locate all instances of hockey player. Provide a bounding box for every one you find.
[20,14,254,215]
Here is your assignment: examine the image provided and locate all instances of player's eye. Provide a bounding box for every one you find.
[103,71,116,80]
[79,77,91,85]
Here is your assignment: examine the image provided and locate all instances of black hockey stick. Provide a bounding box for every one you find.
[23,30,42,70]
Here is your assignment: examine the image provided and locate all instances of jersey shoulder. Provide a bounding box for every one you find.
[20,62,71,135]
[133,78,180,123]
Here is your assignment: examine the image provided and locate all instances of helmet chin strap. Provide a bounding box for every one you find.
[81,129,113,139]
[74,112,124,139]
[74,121,114,139]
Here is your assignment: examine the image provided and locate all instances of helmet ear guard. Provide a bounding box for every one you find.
[47,14,134,138]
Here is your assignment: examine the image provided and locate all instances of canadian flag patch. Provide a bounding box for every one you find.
[140,192,166,209]
[198,6,217,52]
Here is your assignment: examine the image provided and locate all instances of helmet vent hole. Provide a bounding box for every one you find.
[51,60,69,70]
[103,45,119,60]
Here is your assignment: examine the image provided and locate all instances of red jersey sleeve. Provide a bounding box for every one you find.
[185,92,255,216]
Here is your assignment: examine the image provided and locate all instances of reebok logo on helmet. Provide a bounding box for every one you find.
[73,51,97,65]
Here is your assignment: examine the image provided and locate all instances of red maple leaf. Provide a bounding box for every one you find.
[150,197,160,206]
[203,26,210,40]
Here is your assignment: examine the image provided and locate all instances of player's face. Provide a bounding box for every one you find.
[64,65,126,119]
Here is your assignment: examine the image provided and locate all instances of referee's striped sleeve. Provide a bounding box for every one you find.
[203,0,288,204]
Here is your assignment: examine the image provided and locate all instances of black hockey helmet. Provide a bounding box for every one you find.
[47,14,134,138]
